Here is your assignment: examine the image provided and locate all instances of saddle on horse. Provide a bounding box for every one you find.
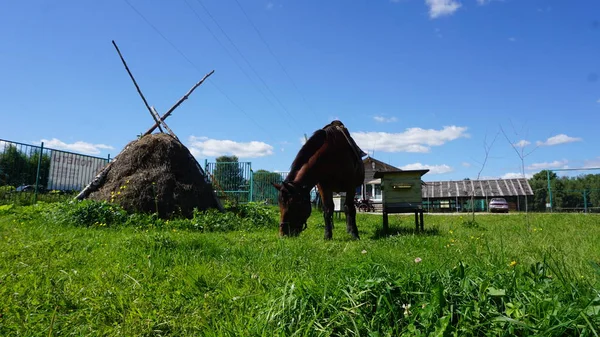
[323,120,368,159]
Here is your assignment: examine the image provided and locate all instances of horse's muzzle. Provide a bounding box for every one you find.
[279,222,307,236]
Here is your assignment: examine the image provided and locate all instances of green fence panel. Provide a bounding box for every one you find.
[205,161,253,204]
[0,138,109,205]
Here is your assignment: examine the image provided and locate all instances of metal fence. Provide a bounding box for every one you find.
[0,139,110,205]
[252,170,288,205]
[0,138,299,207]
[203,160,290,205]
[538,168,600,213]
[204,161,253,204]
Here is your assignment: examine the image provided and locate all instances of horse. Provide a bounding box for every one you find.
[272,120,366,240]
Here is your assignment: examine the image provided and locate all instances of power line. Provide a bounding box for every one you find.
[232,0,319,120]
[182,0,297,134]
[123,0,197,69]
[193,0,302,127]
[122,0,272,139]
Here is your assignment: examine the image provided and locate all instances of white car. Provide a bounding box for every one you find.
[489,198,509,213]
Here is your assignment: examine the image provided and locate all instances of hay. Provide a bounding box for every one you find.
[88,133,221,219]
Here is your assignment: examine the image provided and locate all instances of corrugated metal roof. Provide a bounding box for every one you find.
[422,178,533,198]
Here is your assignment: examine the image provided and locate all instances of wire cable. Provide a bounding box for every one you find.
[194,0,302,127]
[182,0,297,134]
[232,0,319,120]
[122,0,273,139]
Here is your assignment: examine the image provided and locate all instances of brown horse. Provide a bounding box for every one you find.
[272,120,366,239]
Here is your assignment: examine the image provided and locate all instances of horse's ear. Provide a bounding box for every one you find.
[283,181,297,193]
[271,182,283,191]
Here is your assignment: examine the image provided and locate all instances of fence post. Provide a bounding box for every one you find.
[249,165,253,203]
[33,142,44,204]
[547,170,553,213]
[583,189,588,214]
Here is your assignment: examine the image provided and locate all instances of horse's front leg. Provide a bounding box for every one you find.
[321,189,334,240]
[344,190,360,240]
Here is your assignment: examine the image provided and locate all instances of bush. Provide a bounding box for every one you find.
[188,202,278,232]
[56,200,129,227]
[45,199,278,233]
[0,185,16,194]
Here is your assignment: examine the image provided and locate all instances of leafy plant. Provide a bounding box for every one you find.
[57,199,128,227]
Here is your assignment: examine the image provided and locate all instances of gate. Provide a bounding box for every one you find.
[205,160,253,204]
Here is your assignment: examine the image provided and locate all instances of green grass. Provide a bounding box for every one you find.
[1,202,599,336]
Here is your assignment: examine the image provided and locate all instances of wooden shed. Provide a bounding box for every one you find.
[374,169,429,232]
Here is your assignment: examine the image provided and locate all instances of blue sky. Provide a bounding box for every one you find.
[1,0,599,181]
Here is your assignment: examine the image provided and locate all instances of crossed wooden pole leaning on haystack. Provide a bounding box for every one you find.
[75,41,224,212]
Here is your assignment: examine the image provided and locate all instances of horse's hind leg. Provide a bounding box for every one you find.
[321,189,334,240]
[344,189,360,240]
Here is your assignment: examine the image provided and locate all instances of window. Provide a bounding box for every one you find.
[374,184,382,200]
[366,184,373,198]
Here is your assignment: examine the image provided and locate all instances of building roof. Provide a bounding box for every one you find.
[422,178,534,198]
[374,169,429,179]
[363,156,400,171]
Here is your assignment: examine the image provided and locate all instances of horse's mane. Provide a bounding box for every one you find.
[286,121,346,182]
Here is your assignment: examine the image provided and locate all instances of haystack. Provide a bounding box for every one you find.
[86,133,220,218]
[75,40,223,218]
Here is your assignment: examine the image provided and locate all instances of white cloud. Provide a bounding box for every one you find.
[40,138,114,155]
[515,140,530,148]
[536,134,582,146]
[352,125,468,153]
[526,160,569,171]
[425,0,462,19]
[399,162,453,174]
[501,172,533,179]
[373,116,398,123]
[461,162,471,167]
[188,136,273,158]
[584,157,600,168]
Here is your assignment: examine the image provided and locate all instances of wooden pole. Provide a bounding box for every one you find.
[111,40,164,133]
[142,70,215,136]
[151,106,178,140]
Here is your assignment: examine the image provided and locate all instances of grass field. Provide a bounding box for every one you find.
[1,201,599,336]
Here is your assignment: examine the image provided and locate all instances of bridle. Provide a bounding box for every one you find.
[280,181,311,233]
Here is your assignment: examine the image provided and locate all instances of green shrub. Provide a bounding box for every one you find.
[45,200,278,233]
[58,200,129,227]
[189,202,278,232]
[0,185,16,193]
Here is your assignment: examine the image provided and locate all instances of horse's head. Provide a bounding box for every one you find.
[272,181,312,237]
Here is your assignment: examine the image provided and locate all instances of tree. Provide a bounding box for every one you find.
[28,150,51,189]
[529,170,549,211]
[0,145,51,190]
[468,131,498,220]
[0,145,29,186]
[500,125,540,216]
